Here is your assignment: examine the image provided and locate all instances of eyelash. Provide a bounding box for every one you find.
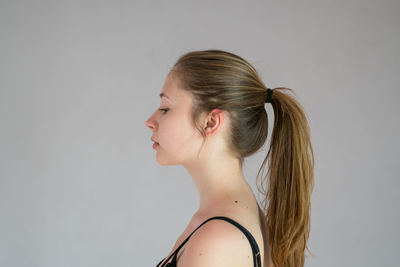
[159,108,169,115]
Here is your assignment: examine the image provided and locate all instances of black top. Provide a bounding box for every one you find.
[155,216,261,267]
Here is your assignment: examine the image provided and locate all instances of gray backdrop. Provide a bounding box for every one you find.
[1,0,399,266]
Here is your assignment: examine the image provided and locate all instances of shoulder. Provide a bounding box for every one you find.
[177,218,254,267]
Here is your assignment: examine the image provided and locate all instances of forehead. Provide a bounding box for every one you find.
[160,71,191,102]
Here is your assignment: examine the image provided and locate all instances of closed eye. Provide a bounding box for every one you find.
[159,108,169,115]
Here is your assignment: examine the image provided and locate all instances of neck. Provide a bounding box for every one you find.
[183,152,251,214]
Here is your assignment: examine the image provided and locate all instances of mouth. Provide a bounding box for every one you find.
[152,142,159,149]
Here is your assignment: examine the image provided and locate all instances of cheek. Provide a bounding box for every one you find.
[159,116,198,148]
[158,116,185,142]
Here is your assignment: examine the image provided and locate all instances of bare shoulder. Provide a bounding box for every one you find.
[177,218,255,267]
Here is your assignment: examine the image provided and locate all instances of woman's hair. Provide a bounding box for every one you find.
[172,49,315,267]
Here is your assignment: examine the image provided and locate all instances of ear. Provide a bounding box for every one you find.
[203,109,224,137]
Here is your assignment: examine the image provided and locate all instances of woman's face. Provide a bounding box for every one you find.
[145,71,204,165]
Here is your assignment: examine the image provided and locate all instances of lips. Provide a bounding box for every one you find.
[151,137,159,144]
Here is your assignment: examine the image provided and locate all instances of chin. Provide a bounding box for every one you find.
[156,156,179,166]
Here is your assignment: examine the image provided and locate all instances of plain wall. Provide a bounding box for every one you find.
[0,0,399,266]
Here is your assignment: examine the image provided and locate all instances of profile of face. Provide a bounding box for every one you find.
[145,71,205,166]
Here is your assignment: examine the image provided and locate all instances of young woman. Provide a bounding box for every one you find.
[145,49,315,267]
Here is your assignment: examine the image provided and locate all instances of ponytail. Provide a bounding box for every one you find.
[256,87,315,267]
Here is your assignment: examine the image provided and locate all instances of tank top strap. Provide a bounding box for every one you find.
[162,216,261,267]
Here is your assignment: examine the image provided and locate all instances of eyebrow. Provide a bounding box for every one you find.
[159,92,171,101]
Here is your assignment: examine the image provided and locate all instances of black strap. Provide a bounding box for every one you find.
[158,216,261,267]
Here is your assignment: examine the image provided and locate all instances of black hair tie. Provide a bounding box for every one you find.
[265,88,273,103]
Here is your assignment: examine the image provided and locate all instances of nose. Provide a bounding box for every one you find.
[145,111,157,130]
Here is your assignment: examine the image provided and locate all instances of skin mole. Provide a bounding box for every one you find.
[234,200,238,203]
